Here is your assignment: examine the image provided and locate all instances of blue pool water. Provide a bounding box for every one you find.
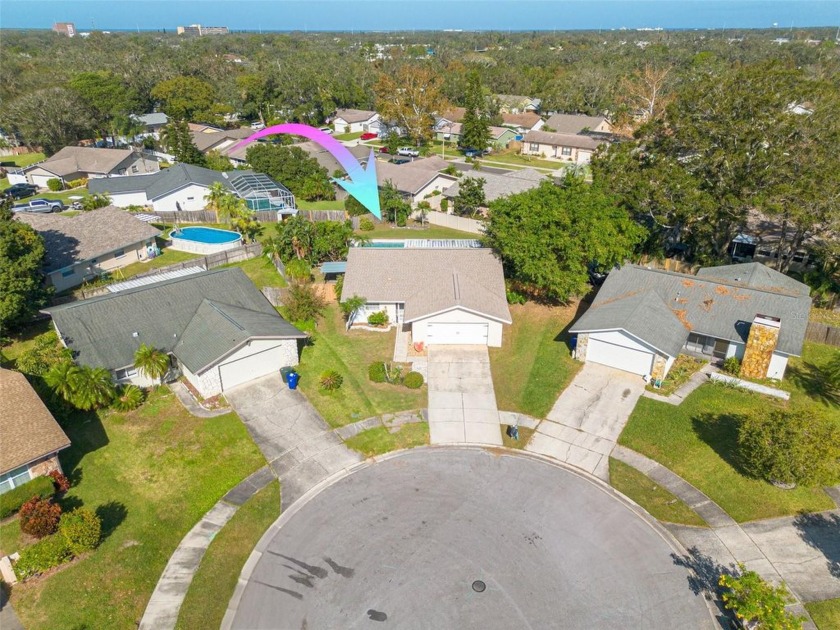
[365,241,405,248]
[171,226,241,244]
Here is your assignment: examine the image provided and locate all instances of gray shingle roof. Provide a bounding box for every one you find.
[544,113,609,134]
[30,146,135,177]
[44,268,305,372]
[523,130,603,150]
[190,127,253,152]
[132,112,169,127]
[570,264,811,357]
[16,206,161,273]
[341,248,511,324]
[334,108,378,124]
[695,262,809,297]
[376,161,456,195]
[443,168,546,202]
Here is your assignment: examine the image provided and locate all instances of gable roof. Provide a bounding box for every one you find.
[496,95,541,109]
[570,264,812,357]
[296,141,370,174]
[523,130,604,150]
[334,108,378,124]
[695,262,809,297]
[544,113,609,134]
[44,268,305,373]
[501,112,542,129]
[376,161,456,195]
[0,368,71,475]
[439,107,466,123]
[443,168,546,202]
[341,248,511,324]
[409,155,450,171]
[16,206,161,273]
[132,112,169,127]
[30,146,135,177]
[446,123,513,140]
[190,127,253,153]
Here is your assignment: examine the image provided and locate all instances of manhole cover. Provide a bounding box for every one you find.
[472,580,486,593]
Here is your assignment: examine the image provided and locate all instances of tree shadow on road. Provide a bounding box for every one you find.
[671,546,738,626]
[793,511,840,579]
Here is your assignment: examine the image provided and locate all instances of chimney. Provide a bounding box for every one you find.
[740,314,781,379]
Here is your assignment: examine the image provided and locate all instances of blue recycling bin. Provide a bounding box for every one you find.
[287,371,300,390]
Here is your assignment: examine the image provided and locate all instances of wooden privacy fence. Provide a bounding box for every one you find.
[149,209,349,225]
[426,211,484,235]
[804,321,840,347]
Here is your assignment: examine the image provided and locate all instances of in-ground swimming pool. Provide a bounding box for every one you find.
[169,226,242,254]
[355,239,482,249]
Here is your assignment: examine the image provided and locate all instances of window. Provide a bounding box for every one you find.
[114,249,125,258]
[529,143,539,152]
[115,367,137,381]
[61,268,75,277]
[131,165,139,173]
[561,146,573,156]
[186,196,195,201]
[0,465,32,495]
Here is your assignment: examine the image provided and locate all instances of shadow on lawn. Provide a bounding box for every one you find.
[793,512,840,579]
[786,361,840,407]
[691,412,751,477]
[553,295,592,353]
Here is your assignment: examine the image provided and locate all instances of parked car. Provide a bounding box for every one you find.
[360,132,378,140]
[397,147,420,157]
[391,157,411,165]
[462,147,489,158]
[379,146,390,153]
[12,198,65,213]
[250,121,266,131]
[4,183,38,199]
[319,127,334,135]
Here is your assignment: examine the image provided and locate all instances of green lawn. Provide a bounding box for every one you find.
[10,387,266,630]
[618,342,837,523]
[609,459,707,527]
[296,304,426,427]
[2,152,46,167]
[806,598,840,630]
[175,481,280,630]
[297,199,346,211]
[106,244,202,281]
[19,188,90,206]
[489,301,582,418]
[221,255,287,288]
[356,221,479,241]
[477,151,564,170]
[0,518,27,557]
[344,423,430,457]
[0,320,52,367]
[334,131,364,141]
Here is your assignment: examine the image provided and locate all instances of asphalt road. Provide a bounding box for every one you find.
[230,448,714,629]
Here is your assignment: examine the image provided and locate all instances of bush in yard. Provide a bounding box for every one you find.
[340,294,366,320]
[403,371,424,389]
[359,217,375,231]
[59,508,102,555]
[367,310,389,326]
[13,533,73,581]
[47,177,64,191]
[506,289,526,304]
[111,384,145,411]
[722,356,741,376]
[49,470,70,493]
[319,370,344,391]
[737,408,840,487]
[719,565,802,629]
[285,282,326,322]
[0,476,55,518]
[66,177,88,189]
[285,258,312,283]
[19,496,62,538]
[368,362,387,383]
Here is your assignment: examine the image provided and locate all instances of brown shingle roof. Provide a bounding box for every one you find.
[544,113,609,134]
[34,146,135,177]
[0,369,71,475]
[523,130,603,150]
[376,161,456,195]
[501,112,542,129]
[190,127,253,153]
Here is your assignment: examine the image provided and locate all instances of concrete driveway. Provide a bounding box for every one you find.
[426,346,503,446]
[526,362,645,480]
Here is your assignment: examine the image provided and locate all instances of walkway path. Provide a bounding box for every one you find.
[641,362,717,406]
[170,381,231,418]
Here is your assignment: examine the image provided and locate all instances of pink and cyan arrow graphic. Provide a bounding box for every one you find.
[233,124,381,219]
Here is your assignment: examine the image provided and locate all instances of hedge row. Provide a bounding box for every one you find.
[0,476,55,519]
[13,508,101,581]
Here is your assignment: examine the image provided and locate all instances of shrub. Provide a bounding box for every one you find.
[46,178,64,191]
[0,476,55,519]
[66,177,88,189]
[722,356,741,376]
[403,371,424,389]
[59,508,102,555]
[49,470,71,493]
[285,282,326,323]
[112,384,145,411]
[368,362,387,383]
[506,289,526,304]
[19,497,62,538]
[719,565,802,629]
[13,534,73,581]
[396,214,407,227]
[340,295,366,320]
[285,258,312,283]
[359,217,375,231]
[319,370,344,391]
[440,197,449,213]
[367,310,389,326]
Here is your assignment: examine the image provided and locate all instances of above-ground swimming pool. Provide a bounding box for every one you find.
[169,226,242,254]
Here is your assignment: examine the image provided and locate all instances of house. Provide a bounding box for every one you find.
[44,269,307,397]
[544,113,613,135]
[521,130,606,163]
[297,141,371,175]
[569,263,811,381]
[442,168,546,206]
[190,127,254,158]
[434,123,518,150]
[16,206,161,292]
[332,109,382,134]
[376,161,458,206]
[495,95,541,114]
[130,113,170,138]
[88,163,296,213]
[0,368,71,494]
[20,147,159,188]
[500,112,545,133]
[341,247,511,347]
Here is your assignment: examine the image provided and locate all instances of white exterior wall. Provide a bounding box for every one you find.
[412,176,457,205]
[411,308,503,347]
[521,142,594,163]
[333,114,380,134]
[725,341,746,360]
[152,184,212,212]
[354,302,400,325]
[216,339,299,393]
[107,191,150,208]
[588,330,656,353]
[663,355,676,377]
[114,367,159,388]
[767,353,789,380]
[47,240,155,292]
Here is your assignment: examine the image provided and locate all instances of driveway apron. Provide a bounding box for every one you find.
[526,362,645,480]
[426,345,503,446]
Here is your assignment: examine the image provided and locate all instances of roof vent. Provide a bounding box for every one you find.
[222,171,229,179]
[132,332,139,338]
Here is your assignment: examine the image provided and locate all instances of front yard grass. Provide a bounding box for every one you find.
[806,598,840,630]
[609,459,707,527]
[106,244,202,281]
[297,199,346,211]
[0,518,27,557]
[2,152,46,167]
[478,151,565,171]
[221,255,287,289]
[334,131,364,141]
[618,342,837,523]
[10,387,265,630]
[344,423,430,457]
[296,305,426,427]
[0,320,52,367]
[489,301,582,418]
[175,480,280,630]
[20,187,90,206]
[356,221,479,241]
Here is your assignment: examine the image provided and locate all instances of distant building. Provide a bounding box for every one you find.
[176,24,229,36]
[52,22,76,37]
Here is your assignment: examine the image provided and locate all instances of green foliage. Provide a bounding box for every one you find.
[453,176,486,217]
[738,408,840,487]
[824,352,840,390]
[285,258,312,282]
[484,178,645,301]
[151,76,217,122]
[68,71,142,137]
[134,344,170,384]
[359,217,375,231]
[340,294,367,319]
[383,130,402,157]
[460,71,492,152]
[161,120,206,167]
[81,192,112,211]
[47,361,116,410]
[66,178,88,189]
[403,371,424,389]
[265,214,314,262]
[2,87,95,154]
[111,384,145,412]
[285,282,326,323]
[46,178,64,192]
[313,220,354,262]
[439,197,449,214]
[246,144,334,201]
[319,369,344,391]
[368,361,387,383]
[0,202,50,332]
[506,289,527,305]
[59,508,102,555]
[13,533,73,581]
[722,356,742,376]
[380,182,411,226]
[15,331,72,376]
[345,194,369,217]
[0,475,55,519]
[367,310,389,326]
[204,150,234,171]
[719,565,803,629]
[19,496,62,538]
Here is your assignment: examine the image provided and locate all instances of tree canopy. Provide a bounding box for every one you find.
[246,144,334,201]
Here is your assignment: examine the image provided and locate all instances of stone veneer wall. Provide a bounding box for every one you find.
[28,453,63,477]
[741,322,780,379]
[574,333,589,361]
[651,354,668,381]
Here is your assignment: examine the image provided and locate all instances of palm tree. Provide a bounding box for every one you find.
[134,344,170,385]
[45,361,81,403]
[71,367,116,410]
[204,181,228,217]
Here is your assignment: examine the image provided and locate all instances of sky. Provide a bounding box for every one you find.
[1,0,838,32]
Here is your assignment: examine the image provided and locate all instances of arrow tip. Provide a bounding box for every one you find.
[334,150,381,220]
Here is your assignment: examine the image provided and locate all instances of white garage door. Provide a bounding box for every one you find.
[218,344,284,391]
[586,338,654,376]
[426,322,488,345]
